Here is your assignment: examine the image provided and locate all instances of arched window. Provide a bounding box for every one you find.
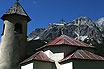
[14,23,22,33]
[1,24,5,35]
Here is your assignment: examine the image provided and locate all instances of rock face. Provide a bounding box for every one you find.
[28,17,104,56]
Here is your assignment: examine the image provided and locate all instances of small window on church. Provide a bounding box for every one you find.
[14,23,22,34]
[1,24,5,35]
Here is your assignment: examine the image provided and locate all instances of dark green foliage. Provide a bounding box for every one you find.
[26,39,47,58]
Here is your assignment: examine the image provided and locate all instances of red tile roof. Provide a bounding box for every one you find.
[20,51,54,64]
[59,50,104,62]
[36,34,95,51]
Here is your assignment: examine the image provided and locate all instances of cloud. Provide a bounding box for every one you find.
[33,0,37,5]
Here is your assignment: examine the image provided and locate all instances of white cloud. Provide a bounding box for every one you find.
[33,0,37,5]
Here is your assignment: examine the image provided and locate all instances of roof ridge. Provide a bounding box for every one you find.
[59,49,104,63]
[20,51,54,64]
[59,49,78,62]
[36,34,95,51]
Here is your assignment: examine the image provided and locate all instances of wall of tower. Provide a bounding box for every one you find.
[0,15,28,69]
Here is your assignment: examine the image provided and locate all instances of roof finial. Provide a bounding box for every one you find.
[61,27,64,35]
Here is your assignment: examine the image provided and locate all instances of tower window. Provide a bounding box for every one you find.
[14,23,22,34]
[1,24,5,35]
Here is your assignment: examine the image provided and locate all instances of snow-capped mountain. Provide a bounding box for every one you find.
[28,17,104,45]
[28,17,104,56]
[96,17,104,27]
[95,17,104,37]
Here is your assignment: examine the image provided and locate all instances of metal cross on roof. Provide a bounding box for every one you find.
[61,27,64,34]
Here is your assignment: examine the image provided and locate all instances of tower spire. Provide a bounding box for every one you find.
[1,0,31,22]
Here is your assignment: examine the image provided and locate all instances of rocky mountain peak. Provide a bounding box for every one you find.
[69,16,93,25]
[28,16,104,57]
[96,17,104,26]
[98,17,104,20]
[28,16,104,46]
[78,16,92,20]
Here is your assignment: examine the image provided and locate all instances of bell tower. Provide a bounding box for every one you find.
[0,1,31,69]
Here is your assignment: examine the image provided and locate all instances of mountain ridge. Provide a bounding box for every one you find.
[28,16,104,56]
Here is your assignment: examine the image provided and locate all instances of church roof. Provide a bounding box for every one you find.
[20,51,54,64]
[59,50,104,63]
[1,1,31,22]
[36,34,95,51]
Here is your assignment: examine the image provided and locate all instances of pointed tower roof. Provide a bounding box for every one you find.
[1,1,31,22]
[36,34,95,51]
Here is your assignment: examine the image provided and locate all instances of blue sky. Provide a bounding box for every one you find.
[0,0,104,37]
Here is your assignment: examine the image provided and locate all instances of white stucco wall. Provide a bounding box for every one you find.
[0,16,28,69]
[60,62,73,69]
[44,50,64,61]
[44,50,65,69]
[44,50,53,58]
[21,63,33,69]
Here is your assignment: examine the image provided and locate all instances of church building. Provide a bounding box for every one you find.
[0,1,104,69]
[20,34,104,69]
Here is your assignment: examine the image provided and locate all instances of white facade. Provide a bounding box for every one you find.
[60,62,73,69]
[44,50,64,61]
[44,50,65,69]
[21,63,33,69]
